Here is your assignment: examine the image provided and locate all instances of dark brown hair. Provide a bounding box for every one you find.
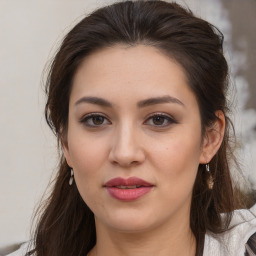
[29,1,246,255]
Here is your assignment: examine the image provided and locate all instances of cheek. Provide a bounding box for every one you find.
[150,136,201,213]
[151,129,202,185]
[67,135,108,208]
[68,121,108,164]
[67,130,110,188]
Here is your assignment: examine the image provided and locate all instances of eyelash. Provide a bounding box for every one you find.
[80,113,111,128]
[80,112,177,128]
[144,113,177,127]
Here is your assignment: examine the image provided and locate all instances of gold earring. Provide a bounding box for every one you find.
[206,164,214,189]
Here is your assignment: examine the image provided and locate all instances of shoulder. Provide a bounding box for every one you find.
[6,242,32,256]
[204,203,256,256]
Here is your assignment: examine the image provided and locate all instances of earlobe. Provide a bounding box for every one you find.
[199,111,225,164]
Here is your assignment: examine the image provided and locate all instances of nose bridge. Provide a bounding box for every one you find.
[117,121,136,151]
[109,120,145,166]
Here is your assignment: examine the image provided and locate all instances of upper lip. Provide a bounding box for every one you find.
[104,177,153,187]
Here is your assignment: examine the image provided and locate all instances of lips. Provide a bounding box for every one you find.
[104,177,154,201]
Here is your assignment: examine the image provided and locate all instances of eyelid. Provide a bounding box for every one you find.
[144,112,177,126]
[80,112,111,127]
[79,112,177,128]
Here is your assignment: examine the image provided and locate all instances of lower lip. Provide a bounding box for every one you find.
[106,187,153,201]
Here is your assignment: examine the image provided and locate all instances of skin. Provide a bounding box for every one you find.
[63,44,225,256]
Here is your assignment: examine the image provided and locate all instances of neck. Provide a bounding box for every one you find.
[89,216,196,256]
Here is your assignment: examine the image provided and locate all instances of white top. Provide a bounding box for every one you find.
[204,203,256,255]
[7,204,256,256]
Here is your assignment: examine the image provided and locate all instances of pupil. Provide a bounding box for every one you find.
[93,116,104,125]
[153,116,164,125]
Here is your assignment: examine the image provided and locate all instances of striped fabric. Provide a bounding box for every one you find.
[245,232,256,256]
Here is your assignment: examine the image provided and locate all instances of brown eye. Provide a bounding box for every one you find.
[80,114,111,127]
[144,113,177,127]
[152,116,165,125]
[92,116,105,125]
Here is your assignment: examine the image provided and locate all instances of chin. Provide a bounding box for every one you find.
[97,209,161,233]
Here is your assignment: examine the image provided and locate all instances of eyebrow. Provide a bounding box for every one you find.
[75,95,184,108]
[137,95,185,108]
[75,96,113,107]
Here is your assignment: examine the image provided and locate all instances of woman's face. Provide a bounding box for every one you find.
[64,45,208,233]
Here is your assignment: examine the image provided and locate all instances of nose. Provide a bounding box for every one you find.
[108,123,146,167]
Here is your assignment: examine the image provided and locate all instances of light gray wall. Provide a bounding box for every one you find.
[0,0,255,254]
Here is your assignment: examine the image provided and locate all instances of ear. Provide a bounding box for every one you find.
[61,136,73,168]
[199,110,225,164]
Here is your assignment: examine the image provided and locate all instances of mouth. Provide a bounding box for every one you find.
[104,177,154,201]
[114,185,143,189]
[104,176,153,187]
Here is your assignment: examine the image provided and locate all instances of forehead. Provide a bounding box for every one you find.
[70,44,197,109]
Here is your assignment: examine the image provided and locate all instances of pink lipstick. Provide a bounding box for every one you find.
[104,177,153,201]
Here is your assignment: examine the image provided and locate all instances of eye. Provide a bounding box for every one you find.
[80,113,111,127]
[144,113,177,127]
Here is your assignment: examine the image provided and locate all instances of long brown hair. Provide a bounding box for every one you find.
[28,1,246,255]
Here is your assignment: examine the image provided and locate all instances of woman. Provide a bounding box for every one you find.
[9,1,256,255]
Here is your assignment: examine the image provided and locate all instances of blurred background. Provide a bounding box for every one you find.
[0,0,255,254]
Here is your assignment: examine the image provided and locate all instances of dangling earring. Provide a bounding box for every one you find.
[69,169,74,186]
[206,163,214,189]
